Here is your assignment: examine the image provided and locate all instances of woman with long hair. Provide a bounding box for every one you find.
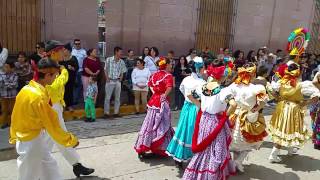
[173,55,191,110]
[246,50,257,63]
[141,46,150,60]
[134,57,175,158]
[60,43,79,110]
[233,50,246,69]
[256,48,267,66]
[144,47,159,74]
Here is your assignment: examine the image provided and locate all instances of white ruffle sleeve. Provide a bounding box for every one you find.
[271,80,281,92]
[253,84,269,103]
[300,81,320,98]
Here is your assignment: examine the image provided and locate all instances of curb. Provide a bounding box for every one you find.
[63,105,143,121]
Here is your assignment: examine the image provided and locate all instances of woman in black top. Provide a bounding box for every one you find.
[29,42,46,64]
[173,56,191,110]
[60,43,79,110]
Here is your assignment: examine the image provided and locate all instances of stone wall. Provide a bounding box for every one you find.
[105,0,199,56]
[43,0,98,48]
[233,0,315,53]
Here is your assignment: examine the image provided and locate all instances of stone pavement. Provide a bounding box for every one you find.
[0,107,319,180]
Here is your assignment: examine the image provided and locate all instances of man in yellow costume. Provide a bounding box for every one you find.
[44,40,94,177]
[10,57,78,180]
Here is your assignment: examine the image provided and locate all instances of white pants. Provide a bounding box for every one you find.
[48,103,80,165]
[17,131,63,180]
[104,81,121,114]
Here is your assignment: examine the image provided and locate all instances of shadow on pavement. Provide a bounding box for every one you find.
[260,141,274,149]
[66,175,110,180]
[137,154,186,178]
[280,154,320,172]
[137,154,175,167]
[230,164,299,180]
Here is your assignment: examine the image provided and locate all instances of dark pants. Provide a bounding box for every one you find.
[174,85,184,110]
[64,76,76,108]
[73,71,83,104]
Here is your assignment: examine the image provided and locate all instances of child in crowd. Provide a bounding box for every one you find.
[15,51,33,90]
[0,59,18,129]
[85,76,98,122]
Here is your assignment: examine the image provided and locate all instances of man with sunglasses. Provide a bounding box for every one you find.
[72,39,87,104]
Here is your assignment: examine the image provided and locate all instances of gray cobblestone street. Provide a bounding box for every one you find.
[0,106,319,180]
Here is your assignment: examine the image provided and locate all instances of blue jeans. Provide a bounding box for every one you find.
[73,71,83,104]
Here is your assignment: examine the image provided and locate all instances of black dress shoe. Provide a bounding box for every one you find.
[73,163,94,177]
[104,114,112,118]
[113,114,121,118]
[84,118,91,122]
[175,160,183,168]
[138,153,147,160]
[91,118,96,122]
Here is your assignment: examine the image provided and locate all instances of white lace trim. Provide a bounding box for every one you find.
[150,71,170,86]
[171,136,192,147]
[165,151,192,162]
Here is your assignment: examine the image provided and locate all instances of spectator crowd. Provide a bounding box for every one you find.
[0,40,320,128]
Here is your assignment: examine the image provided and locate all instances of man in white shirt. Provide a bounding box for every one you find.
[0,42,9,73]
[71,39,87,104]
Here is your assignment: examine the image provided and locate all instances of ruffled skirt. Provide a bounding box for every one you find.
[182,112,236,180]
[166,101,198,162]
[134,100,174,156]
[269,100,310,147]
[230,108,267,151]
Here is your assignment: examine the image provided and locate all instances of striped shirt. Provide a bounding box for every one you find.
[0,72,18,98]
[105,56,127,80]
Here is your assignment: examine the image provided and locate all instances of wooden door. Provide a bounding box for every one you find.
[195,0,238,53]
[0,0,41,55]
